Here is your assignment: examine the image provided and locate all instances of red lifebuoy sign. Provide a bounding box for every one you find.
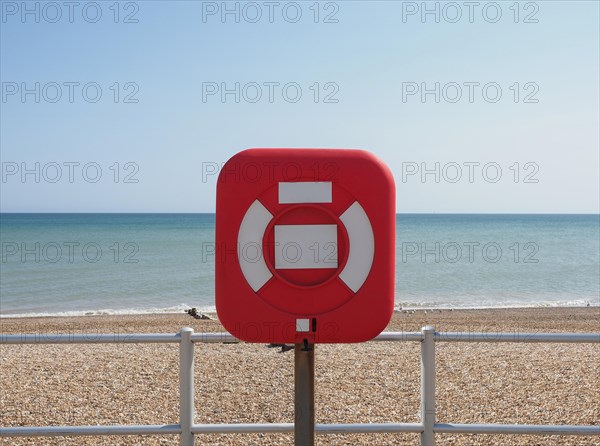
[216,148,395,343]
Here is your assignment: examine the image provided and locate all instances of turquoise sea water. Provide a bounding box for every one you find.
[1,213,598,317]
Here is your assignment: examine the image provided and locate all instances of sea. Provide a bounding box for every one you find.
[0,213,598,317]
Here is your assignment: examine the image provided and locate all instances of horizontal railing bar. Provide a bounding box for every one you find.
[193,423,293,433]
[372,332,424,342]
[3,331,598,345]
[434,332,600,343]
[0,333,181,344]
[317,423,424,434]
[0,332,240,345]
[0,424,181,437]
[435,423,600,436]
[11,422,593,438]
[190,332,239,343]
[192,423,424,434]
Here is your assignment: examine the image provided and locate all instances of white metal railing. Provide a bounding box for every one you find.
[1,326,599,445]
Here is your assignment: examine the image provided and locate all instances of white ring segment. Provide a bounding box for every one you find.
[338,202,374,293]
[237,200,273,292]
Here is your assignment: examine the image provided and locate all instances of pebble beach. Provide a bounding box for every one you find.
[1,307,599,445]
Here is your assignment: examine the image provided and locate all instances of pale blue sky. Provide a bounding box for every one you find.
[1,1,598,213]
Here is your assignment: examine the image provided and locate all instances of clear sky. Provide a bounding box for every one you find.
[1,1,598,213]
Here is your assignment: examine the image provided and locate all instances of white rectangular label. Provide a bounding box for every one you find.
[296,319,311,332]
[278,182,332,204]
[274,224,338,269]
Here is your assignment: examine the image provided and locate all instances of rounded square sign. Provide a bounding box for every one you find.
[215,149,395,343]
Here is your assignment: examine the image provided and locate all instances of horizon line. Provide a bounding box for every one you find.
[1,212,599,216]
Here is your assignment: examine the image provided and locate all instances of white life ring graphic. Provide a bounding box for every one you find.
[237,181,374,294]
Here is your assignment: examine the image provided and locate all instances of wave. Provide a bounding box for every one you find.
[1,299,598,319]
[0,303,217,319]
[396,299,599,310]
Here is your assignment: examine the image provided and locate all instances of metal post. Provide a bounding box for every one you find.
[295,342,315,446]
[179,327,195,446]
[420,326,436,446]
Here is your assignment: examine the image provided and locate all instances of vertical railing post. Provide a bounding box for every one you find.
[179,327,195,446]
[420,326,436,446]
